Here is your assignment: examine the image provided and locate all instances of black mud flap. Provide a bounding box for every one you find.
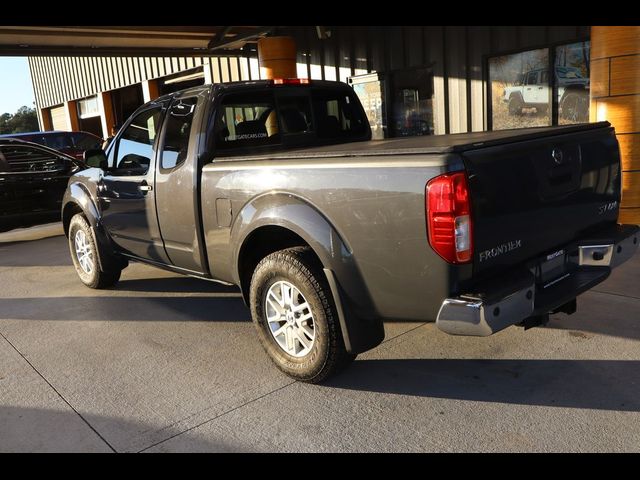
[324,268,385,354]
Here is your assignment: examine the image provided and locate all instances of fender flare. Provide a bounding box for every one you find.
[231,192,384,354]
[62,182,101,234]
[62,182,125,272]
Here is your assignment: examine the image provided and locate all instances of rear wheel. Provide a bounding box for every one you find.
[68,214,122,289]
[249,247,355,383]
[508,95,524,116]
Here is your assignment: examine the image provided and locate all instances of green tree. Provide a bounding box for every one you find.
[0,112,12,134]
[0,105,39,134]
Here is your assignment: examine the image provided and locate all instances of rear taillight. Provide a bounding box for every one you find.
[426,172,473,264]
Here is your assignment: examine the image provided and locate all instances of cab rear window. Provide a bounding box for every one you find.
[312,90,368,138]
[215,92,281,150]
[214,87,368,153]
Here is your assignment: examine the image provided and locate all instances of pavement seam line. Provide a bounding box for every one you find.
[137,380,297,453]
[591,289,640,301]
[0,331,117,453]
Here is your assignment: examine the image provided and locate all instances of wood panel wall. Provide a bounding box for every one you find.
[590,26,640,224]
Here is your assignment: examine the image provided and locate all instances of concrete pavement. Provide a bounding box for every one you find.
[1,223,639,452]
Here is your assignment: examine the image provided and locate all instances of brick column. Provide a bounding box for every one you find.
[590,26,640,225]
[64,100,80,131]
[98,92,115,140]
[39,107,53,131]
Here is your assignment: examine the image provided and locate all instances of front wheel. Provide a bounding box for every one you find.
[249,247,355,383]
[68,213,122,289]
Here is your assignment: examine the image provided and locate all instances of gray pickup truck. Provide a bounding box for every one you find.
[62,79,639,383]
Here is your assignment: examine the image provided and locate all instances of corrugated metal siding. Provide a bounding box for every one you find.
[28,26,589,135]
[28,55,247,111]
[281,25,590,134]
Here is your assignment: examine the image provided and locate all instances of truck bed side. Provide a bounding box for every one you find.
[201,153,467,322]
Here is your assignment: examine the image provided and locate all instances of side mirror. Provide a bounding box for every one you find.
[83,149,108,170]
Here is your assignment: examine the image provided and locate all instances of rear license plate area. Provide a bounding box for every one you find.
[535,248,570,288]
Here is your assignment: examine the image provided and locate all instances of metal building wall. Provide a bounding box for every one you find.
[28,26,590,135]
[29,56,200,109]
[283,25,591,134]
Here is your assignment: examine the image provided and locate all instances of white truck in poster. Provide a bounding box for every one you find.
[503,66,589,122]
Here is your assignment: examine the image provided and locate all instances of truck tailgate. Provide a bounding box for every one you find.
[462,124,621,276]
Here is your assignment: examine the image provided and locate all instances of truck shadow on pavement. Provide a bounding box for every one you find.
[0,235,70,267]
[0,295,251,323]
[326,358,640,412]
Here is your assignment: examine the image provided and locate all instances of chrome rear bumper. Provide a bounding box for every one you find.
[436,224,639,336]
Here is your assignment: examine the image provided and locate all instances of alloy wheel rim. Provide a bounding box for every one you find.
[74,230,94,275]
[265,280,315,357]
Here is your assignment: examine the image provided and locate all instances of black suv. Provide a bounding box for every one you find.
[0,138,84,231]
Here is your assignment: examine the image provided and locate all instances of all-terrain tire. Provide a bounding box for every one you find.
[249,247,355,383]
[68,213,122,289]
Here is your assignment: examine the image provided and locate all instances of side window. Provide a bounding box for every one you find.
[113,107,162,174]
[311,91,368,138]
[160,97,197,170]
[215,91,280,151]
[0,145,67,174]
[526,71,538,85]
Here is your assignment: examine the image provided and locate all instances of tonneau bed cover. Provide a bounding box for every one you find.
[216,122,611,162]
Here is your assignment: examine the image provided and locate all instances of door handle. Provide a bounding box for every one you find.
[139,182,152,192]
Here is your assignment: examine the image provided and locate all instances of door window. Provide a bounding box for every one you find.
[113,106,163,175]
[160,97,198,170]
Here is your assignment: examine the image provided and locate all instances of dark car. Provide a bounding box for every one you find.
[0,130,103,161]
[0,138,84,231]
